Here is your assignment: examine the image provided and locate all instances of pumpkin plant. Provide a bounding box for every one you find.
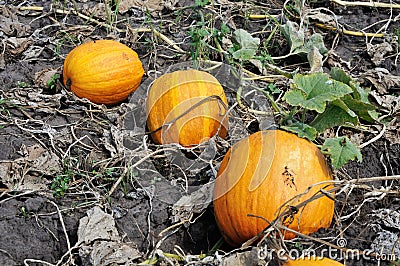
[63,39,144,105]
[213,130,334,247]
[146,69,229,147]
[229,28,377,169]
[285,257,344,265]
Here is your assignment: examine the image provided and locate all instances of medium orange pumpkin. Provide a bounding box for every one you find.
[213,130,334,247]
[63,40,144,105]
[146,69,228,146]
[285,257,344,265]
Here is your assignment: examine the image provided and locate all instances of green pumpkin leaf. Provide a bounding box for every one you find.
[310,101,359,132]
[281,21,305,53]
[195,0,209,6]
[342,95,378,123]
[330,68,376,105]
[233,29,260,50]
[332,98,358,117]
[330,68,380,123]
[232,49,257,60]
[281,21,328,56]
[330,67,352,84]
[232,29,260,60]
[350,82,372,103]
[283,73,353,113]
[322,137,362,169]
[281,122,318,141]
[297,33,328,55]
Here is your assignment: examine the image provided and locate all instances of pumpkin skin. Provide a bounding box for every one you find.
[63,40,144,105]
[213,130,334,247]
[146,69,228,146]
[285,257,344,265]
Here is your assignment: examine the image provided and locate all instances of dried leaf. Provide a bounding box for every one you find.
[27,144,61,175]
[221,248,264,266]
[101,125,125,157]
[89,241,141,265]
[370,91,400,111]
[0,163,11,189]
[83,3,108,18]
[78,206,142,265]
[118,0,168,14]
[0,6,31,37]
[367,42,393,66]
[5,37,33,55]
[0,54,5,70]
[216,0,232,4]
[78,206,120,243]
[370,209,400,258]
[0,160,49,191]
[34,68,59,88]
[385,117,400,144]
[172,182,214,223]
[22,46,44,60]
[307,10,335,25]
[307,46,323,73]
[359,68,400,94]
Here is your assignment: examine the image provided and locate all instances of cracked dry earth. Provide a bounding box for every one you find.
[0,0,400,266]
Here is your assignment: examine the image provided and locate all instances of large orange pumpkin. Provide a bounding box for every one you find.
[285,257,344,265]
[63,40,144,105]
[146,69,228,146]
[213,130,334,247]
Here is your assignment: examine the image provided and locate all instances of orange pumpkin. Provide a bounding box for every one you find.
[285,257,344,265]
[63,40,144,105]
[146,69,228,146]
[213,130,334,246]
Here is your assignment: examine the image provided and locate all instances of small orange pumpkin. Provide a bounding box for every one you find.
[63,40,144,105]
[213,130,334,247]
[146,69,228,146]
[285,256,344,265]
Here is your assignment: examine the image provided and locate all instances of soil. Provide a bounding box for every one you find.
[0,0,399,266]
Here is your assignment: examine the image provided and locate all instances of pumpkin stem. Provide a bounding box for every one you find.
[66,78,72,88]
